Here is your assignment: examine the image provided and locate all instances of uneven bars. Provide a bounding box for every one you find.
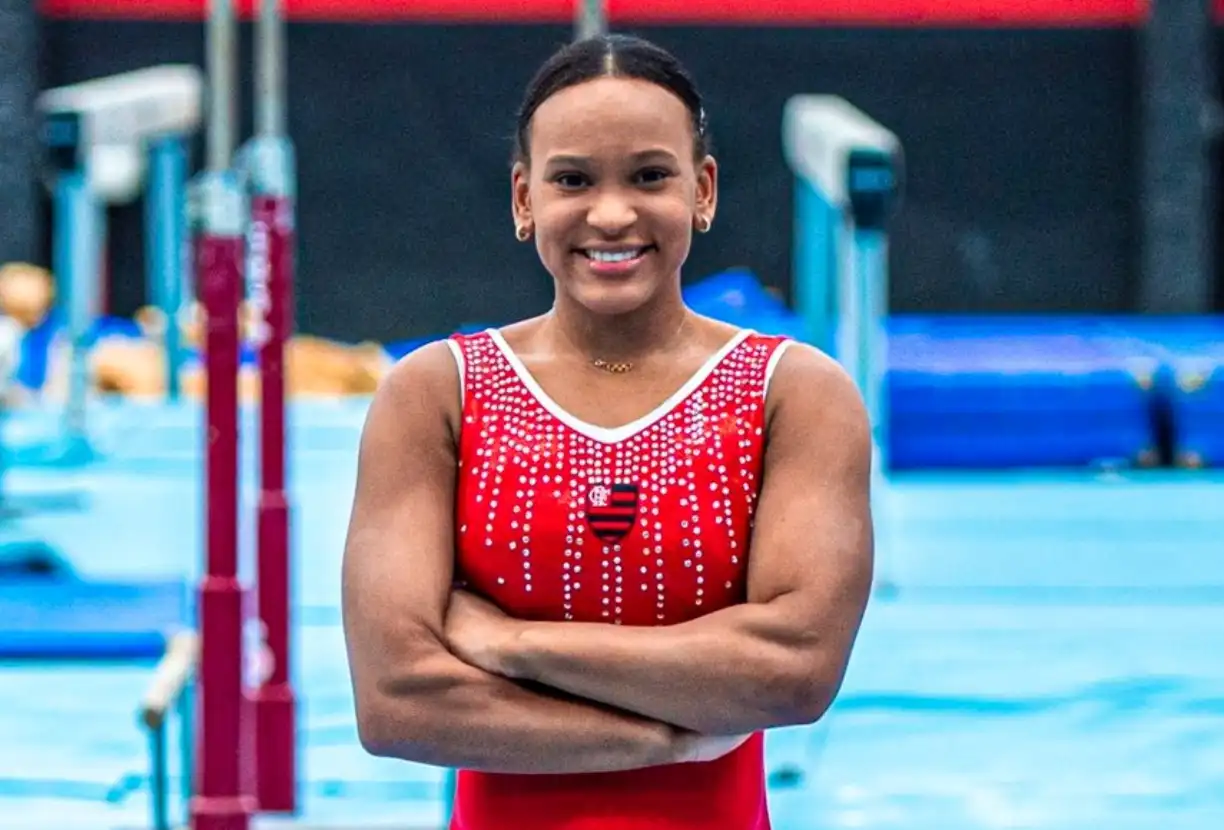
[247,0,298,813]
[192,1,252,827]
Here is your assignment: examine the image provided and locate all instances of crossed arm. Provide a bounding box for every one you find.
[446,342,875,736]
[344,342,705,775]
[343,340,873,774]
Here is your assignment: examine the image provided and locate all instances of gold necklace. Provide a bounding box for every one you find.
[590,358,634,374]
[585,313,689,374]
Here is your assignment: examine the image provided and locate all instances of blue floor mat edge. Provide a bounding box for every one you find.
[0,578,190,660]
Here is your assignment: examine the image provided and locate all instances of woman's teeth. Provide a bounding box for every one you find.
[586,248,646,262]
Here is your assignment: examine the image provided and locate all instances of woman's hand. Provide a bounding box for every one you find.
[673,732,754,764]
[445,589,524,676]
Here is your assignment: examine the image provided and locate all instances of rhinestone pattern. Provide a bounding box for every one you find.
[453,330,789,627]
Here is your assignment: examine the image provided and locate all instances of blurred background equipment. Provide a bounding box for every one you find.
[574,0,607,40]
[0,1,1221,829]
[39,64,202,465]
[241,0,298,814]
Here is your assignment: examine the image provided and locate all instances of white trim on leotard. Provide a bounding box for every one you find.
[763,339,794,400]
[445,338,465,409]
[486,326,753,445]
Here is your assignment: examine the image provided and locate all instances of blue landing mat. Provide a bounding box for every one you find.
[0,579,189,660]
[1107,317,1224,468]
[887,324,1159,470]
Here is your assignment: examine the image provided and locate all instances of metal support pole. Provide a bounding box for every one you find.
[256,0,286,138]
[574,0,607,41]
[145,135,189,400]
[244,0,298,813]
[190,2,252,829]
[852,228,889,473]
[206,0,237,175]
[792,177,840,356]
[189,169,251,830]
[50,168,100,466]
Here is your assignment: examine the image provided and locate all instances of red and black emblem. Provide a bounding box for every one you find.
[586,483,639,542]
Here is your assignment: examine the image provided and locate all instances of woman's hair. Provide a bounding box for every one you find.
[513,34,710,164]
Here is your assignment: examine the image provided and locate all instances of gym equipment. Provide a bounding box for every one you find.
[0,578,188,660]
[783,95,902,596]
[886,316,1158,470]
[189,1,254,828]
[0,68,201,667]
[139,631,198,830]
[1093,315,1224,468]
[783,94,902,472]
[187,1,299,826]
[238,0,298,811]
[36,65,202,464]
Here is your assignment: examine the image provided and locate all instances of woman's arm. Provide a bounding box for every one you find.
[449,343,874,736]
[343,342,707,774]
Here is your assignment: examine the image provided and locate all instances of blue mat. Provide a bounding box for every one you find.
[1093,316,1224,467]
[0,578,189,660]
[886,317,1159,470]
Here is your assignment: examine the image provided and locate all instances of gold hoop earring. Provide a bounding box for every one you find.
[515,225,532,242]
[695,216,712,234]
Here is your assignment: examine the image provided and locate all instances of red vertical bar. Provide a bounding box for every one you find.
[192,212,255,830]
[250,192,297,812]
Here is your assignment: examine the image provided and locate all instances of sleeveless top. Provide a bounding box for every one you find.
[447,327,792,830]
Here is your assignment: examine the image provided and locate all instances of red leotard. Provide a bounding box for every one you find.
[447,327,792,830]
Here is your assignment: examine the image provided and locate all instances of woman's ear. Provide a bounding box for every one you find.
[694,154,718,230]
[511,161,533,240]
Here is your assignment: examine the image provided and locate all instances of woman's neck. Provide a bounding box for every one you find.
[548,290,690,365]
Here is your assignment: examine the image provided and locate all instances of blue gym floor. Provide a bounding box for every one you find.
[1,401,1222,829]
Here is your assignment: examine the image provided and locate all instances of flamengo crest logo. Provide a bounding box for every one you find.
[586,483,639,542]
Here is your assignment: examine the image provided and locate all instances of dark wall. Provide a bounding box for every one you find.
[1217,29,1224,312]
[40,22,1141,343]
[0,0,41,265]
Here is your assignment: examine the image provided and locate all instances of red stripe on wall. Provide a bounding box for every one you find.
[39,0,1149,26]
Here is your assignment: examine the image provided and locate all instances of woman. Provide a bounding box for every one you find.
[342,34,874,830]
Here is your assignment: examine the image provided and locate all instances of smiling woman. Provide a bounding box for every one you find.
[508,37,716,331]
[341,34,875,830]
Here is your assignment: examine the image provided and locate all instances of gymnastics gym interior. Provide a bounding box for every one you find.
[0,2,1221,829]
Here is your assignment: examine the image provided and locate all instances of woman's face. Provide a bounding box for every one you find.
[512,77,717,317]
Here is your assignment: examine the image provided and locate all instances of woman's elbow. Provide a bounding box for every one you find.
[354,683,419,759]
[355,696,397,758]
[777,653,846,726]
[353,661,451,761]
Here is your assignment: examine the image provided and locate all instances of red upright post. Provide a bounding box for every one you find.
[191,173,254,830]
[248,158,298,811]
[245,0,298,810]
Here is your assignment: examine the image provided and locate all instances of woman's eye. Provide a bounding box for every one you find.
[636,168,672,185]
[553,173,588,189]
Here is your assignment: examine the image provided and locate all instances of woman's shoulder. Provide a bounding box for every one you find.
[365,339,466,441]
[754,336,866,429]
[383,339,461,388]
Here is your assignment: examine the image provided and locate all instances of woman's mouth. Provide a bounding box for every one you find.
[579,246,655,275]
